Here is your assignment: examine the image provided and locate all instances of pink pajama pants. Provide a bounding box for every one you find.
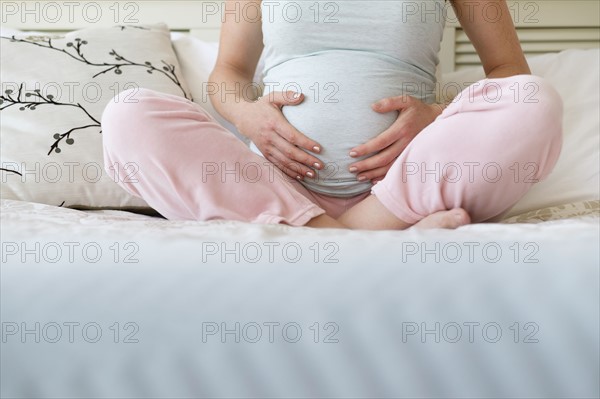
[101,74,563,226]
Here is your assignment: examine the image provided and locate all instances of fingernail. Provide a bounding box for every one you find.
[313,162,321,169]
[349,151,358,157]
[357,175,367,182]
[349,166,358,173]
[313,146,321,153]
[306,171,314,178]
[293,92,301,99]
[295,175,303,181]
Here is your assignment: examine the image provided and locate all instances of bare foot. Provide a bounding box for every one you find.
[306,208,470,230]
[411,208,471,229]
[336,195,471,230]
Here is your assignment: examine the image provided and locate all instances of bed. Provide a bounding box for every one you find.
[1,1,599,398]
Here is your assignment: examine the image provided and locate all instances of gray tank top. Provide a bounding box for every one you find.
[253,0,446,197]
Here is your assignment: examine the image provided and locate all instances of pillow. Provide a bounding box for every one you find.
[1,24,191,209]
[170,32,265,144]
[439,49,600,218]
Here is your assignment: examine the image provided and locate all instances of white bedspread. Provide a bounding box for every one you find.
[1,199,599,398]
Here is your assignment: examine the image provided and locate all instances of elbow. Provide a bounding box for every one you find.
[485,61,531,79]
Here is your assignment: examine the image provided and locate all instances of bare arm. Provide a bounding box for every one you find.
[450,0,530,78]
[208,0,264,125]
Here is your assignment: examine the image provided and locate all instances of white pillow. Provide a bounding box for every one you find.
[170,32,265,144]
[1,24,191,209]
[440,49,600,218]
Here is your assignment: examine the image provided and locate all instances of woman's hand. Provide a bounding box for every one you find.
[236,91,323,180]
[348,95,444,184]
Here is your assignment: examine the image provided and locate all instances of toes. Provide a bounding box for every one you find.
[412,208,471,230]
[439,208,470,229]
[449,208,470,227]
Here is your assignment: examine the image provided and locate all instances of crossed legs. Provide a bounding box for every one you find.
[101,75,562,230]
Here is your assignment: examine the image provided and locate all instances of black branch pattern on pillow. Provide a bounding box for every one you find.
[0,33,189,99]
[117,25,150,31]
[0,84,101,155]
[0,168,23,176]
[0,26,191,156]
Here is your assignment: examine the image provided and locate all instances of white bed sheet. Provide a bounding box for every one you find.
[1,199,599,398]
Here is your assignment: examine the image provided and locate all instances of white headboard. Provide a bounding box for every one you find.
[2,0,599,73]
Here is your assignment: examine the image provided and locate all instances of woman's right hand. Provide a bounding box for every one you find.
[235,91,323,180]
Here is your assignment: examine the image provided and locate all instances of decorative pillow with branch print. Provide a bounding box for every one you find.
[1,23,191,209]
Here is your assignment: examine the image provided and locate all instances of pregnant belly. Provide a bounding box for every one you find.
[262,53,430,197]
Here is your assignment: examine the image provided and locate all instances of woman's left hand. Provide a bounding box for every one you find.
[348,95,444,184]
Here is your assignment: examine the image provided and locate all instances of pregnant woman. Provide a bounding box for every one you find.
[102,0,563,230]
